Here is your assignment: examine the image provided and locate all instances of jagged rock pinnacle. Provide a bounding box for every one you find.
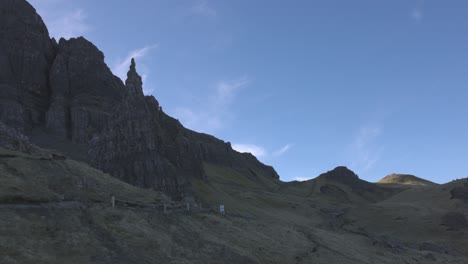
[130,58,136,71]
[125,58,144,98]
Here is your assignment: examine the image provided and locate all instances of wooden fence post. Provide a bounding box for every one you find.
[220,205,225,215]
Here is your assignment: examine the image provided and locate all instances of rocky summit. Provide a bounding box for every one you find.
[0,0,278,199]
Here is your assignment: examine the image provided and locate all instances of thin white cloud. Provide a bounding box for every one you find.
[111,45,158,94]
[29,0,90,39]
[273,144,293,157]
[294,177,313,182]
[192,0,217,17]
[215,77,249,107]
[349,125,384,174]
[411,0,425,23]
[230,142,293,159]
[232,144,267,158]
[173,76,249,133]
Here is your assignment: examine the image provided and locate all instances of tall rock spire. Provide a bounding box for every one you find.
[125,58,144,98]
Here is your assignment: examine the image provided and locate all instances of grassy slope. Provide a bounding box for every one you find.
[378,173,437,187]
[0,147,162,204]
[192,163,468,264]
[1,148,468,263]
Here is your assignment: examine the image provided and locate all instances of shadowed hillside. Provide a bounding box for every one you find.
[0,0,467,263]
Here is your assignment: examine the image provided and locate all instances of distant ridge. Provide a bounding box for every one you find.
[378,173,437,186]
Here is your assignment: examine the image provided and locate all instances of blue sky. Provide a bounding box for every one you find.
[29,0,468,183]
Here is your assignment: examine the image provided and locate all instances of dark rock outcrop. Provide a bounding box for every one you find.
[0,0,279,198]
[0,121,39,153]
[46,37,125,143]
[88,60,278,198]
[0,0,55,132]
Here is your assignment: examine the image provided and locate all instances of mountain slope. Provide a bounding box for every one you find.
[0,0,278,198]
[1,117,467,263]
[277,166,402,203]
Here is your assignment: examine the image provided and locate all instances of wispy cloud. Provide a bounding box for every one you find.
[111,45,158,80]
[411,0,425,23]
[173,76,249,133]
[29,0,90,39]
[349,124,384,174]
[111,45,158,94]
[192,0,217,17]
[232,144,267,158]
[273,144,293,157]
[231,142,293,159]
[293,177,313,182]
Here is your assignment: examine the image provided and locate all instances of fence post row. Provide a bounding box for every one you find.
[110,197,226,216]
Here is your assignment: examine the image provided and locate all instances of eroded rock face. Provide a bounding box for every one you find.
[46,37,125,143]
[0,121,39,153]
[88,60,279,198]
[1,0,280,198]
[0,0,55,132]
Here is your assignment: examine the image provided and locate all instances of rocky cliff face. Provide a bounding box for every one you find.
[46,37,125,143]
[0,0,279,198]
[88,58,278,198]
[0,0,55,132]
